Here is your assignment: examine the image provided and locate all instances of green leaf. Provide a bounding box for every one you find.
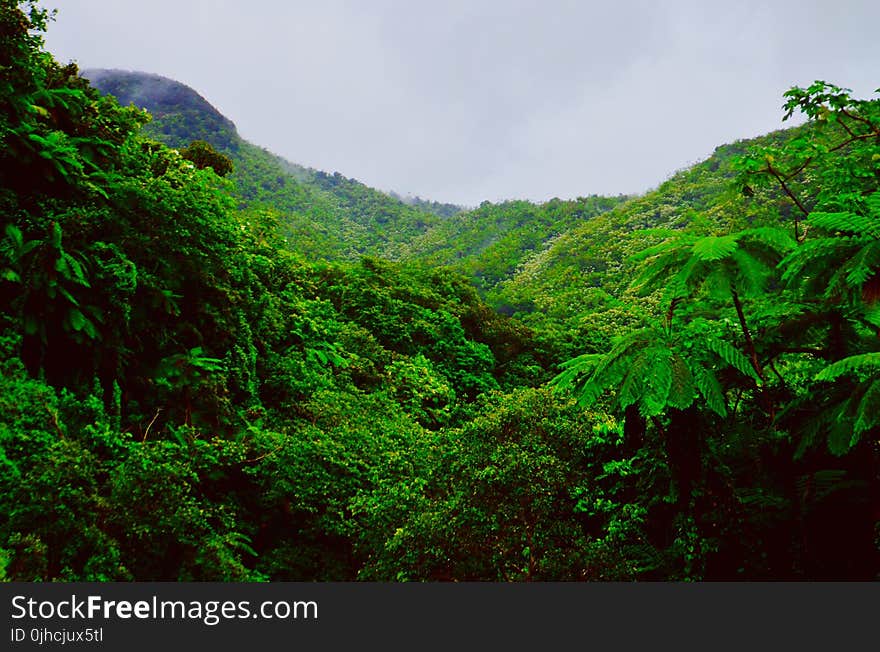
[815,353,880,382]
[705,336,761,383]
[692,235,738,262]
[738,227,797,254]
[827,417,856,456]
[693,364,727,417]
[808,211,880,237]
[843,241,880,289]
[854,380,880,434]
[56,285,79,306]
[666,353,696,410]
[67,307,86,332]
[4,224,23,251]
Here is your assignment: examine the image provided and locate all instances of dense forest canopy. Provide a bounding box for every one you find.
[0,0,878,581]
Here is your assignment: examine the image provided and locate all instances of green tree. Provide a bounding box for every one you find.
[179,139,233,176]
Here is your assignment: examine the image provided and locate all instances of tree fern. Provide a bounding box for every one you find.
[779,238,850,287]
[738,227,799,255]
[807,355,880,455]
[863,304,880,330]
[630,347,673,416]
[827,402,860,456]
[842,241,880,290]
[781,190,880,302]
[617,350,654,412]
[553,322,737,419]
[730,248,771,297]
[867,191,880,216]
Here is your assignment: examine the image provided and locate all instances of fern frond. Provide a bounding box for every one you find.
[618,351,652,411]
[663,255,701,301]
[551,353,602,391]
[591,329,653,379]
[666,353,696,410]
[863,304,880,329]
[692,234,738,262]
[554,352,629,408]
[808,211,880,237]
[629,249,690,295]
[555,352,603,374]
[693,364,727,417]
[737,227,797,255]
[794,406,831,459]
[842,241,880,289]
[705,336,761,383]
[702,268,734,301]
[639,347,673,416]
[827,410,857,456]
[586,356,630,402]
[568,358,628,408]
[866,191,880,217]
[628,236,694,263]
[815,353,880,382]
[854,379,880,434]
[780,238,852,285]
[731,248,772,296]
[3,224,24,252]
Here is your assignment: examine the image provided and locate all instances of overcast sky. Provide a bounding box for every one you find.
[41,1,880,207]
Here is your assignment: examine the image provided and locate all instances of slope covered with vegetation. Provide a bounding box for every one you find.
[1,1,877,581]
[82,68,445,261]
[81,69,628,288]
[403,195,629,302]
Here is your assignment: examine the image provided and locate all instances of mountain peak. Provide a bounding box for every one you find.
[81,68,239,152]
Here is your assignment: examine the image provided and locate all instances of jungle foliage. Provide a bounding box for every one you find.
[0,1,877,581]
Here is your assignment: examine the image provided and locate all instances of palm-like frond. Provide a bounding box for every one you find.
[692,234,739,261]
[692,364,727,417]
[809,211,880,238]
[815,352,880,382]
[666,353,696,410]
[705,335,762,383]
[782,191,880,301]
[854,379,880,434]
[552,322,740,419]
[628,228,792,302]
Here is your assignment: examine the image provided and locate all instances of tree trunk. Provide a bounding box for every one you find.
[623,404,646,456]
[664,406,704,510]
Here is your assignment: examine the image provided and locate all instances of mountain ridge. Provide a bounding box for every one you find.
[81,68,458,260]
[80,68,809,317]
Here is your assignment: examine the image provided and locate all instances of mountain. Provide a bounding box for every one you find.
[81,69,447,260]
[79,70,819,333]
[82,69,239,152]
[80,70,630,290]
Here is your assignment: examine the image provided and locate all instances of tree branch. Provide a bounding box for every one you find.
[766,165,810,218]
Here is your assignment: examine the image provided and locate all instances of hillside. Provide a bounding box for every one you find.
[81,70,630,288]
[82,69,445,260]
[403,195,629,302]
[495,131,805,342]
